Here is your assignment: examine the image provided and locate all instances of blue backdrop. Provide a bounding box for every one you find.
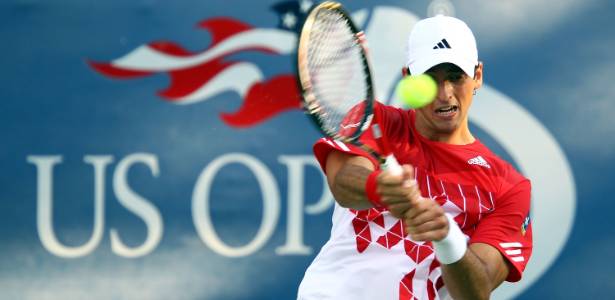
[1,0,613,299]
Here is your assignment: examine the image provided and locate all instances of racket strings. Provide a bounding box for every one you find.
[305,9,369,139]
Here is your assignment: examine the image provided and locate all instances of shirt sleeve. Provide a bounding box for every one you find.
[469,179,533,282]
[312,102,408,174]
[312,138,379,174]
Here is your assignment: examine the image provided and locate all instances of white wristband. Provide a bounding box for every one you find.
[433,213,467,265]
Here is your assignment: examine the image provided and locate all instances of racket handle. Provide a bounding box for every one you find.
[382,154,403,176]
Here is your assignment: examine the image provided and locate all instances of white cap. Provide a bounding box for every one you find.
[406,15,478,78]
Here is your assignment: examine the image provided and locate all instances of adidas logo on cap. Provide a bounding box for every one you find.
[433,38,451,49]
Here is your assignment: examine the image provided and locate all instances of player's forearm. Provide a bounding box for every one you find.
[330,163,374,210]
[440,249,495,300]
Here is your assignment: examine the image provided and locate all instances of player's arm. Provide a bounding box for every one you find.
[324,150,374,210]
[405,178,532,299]
[324,150,414,215]
[440,243,510,300]
[404,195,510,299]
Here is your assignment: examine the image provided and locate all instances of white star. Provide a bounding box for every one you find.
[282,11,297,29]
[300,0,313,13]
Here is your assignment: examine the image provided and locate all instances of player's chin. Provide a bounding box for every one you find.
[432,121,459,134]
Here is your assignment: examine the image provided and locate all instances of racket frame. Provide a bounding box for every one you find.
[296,1,401,174]
[297,1,375,144]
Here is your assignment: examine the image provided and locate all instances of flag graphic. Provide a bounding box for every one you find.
[89,1,314,128]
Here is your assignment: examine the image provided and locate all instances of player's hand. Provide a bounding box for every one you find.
[379,165,417,218]
[403,193,449,242]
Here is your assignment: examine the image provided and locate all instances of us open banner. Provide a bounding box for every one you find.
[2,0,613,299]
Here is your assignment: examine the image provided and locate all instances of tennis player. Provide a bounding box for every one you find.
[297,15,532,300]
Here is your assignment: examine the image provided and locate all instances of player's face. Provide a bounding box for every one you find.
[414,63,483,142]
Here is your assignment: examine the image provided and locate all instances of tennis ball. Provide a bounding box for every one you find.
[396,74,437,108]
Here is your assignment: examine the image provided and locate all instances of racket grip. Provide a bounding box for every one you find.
[382,154,403,176]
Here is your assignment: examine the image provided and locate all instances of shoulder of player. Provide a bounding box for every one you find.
[473,145,530,194]
[375,101,408,116]
[375,102,412,136]
[473,145,514,173]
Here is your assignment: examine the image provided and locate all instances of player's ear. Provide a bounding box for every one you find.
[473,62,483,90]
[401,66,410,77]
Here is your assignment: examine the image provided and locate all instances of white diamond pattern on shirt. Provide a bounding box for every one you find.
[346,166,494,300]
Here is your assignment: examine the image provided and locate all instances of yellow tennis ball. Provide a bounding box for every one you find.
[397,74,437,108]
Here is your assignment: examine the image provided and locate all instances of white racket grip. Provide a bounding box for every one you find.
[382,154,403,176]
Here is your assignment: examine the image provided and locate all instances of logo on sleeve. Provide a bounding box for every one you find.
[500,242,525,262]
[521,214,531,236]
[467,155,491,168]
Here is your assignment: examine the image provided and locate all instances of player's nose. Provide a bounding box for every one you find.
[434,80,453,102]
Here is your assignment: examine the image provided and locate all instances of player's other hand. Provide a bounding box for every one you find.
[377,164,449,241]
[379,165,418,218]
[403,191,449,242]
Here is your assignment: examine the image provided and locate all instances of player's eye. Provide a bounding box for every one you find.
[448,73,464,83]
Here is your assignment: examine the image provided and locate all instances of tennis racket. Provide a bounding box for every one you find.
[296,1,402,175]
